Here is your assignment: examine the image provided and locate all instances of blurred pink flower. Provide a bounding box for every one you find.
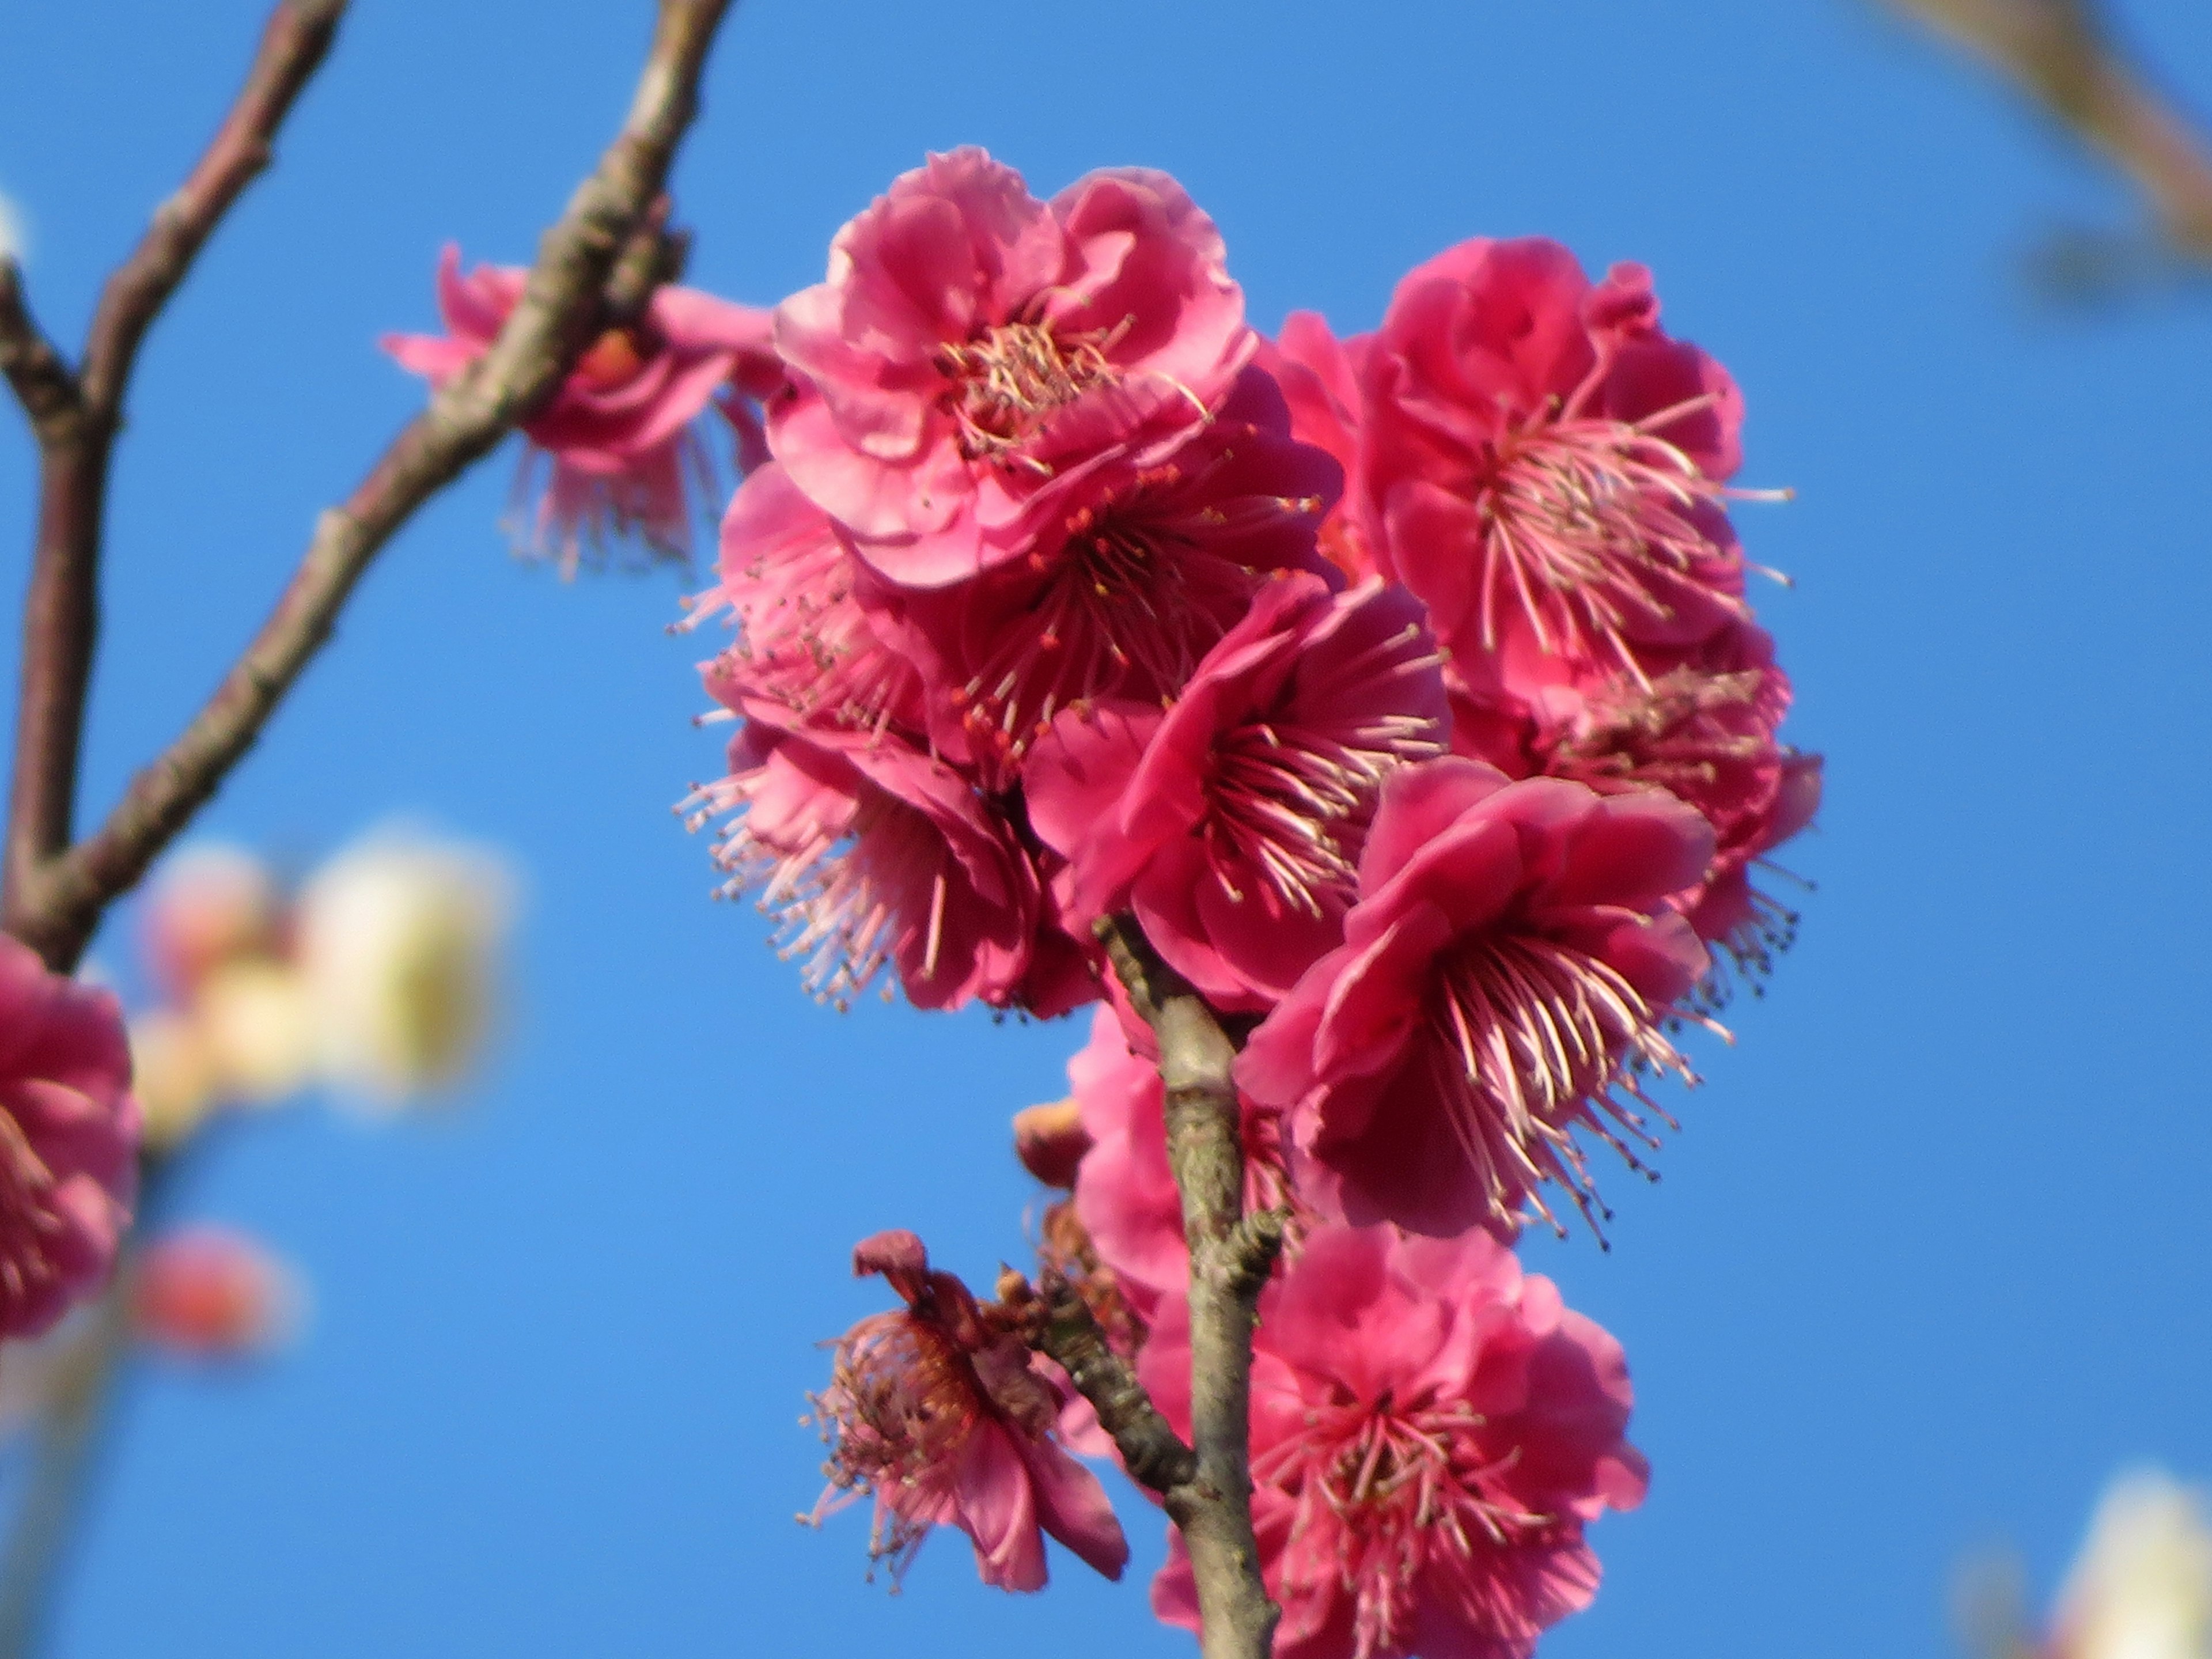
[768,148,1253,585]
[385,245,777,571]
[1360,239,1753,676]
[0,935,139,1340]
[131,1225,302,1359]
[1145,1224,1646,1659]
[1025,571,1445,1010]
[808,1229,1128,1591]
[1236,757,1713,1239]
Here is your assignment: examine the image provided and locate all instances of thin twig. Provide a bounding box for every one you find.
[1877,0,2212,259]
[3,0,736,972]
[1094,915,1282,1659]
[0,266,82,444]
[1,0,349,965]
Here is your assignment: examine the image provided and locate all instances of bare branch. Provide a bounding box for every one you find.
[1877,0,2212,259]
[0,264,82,445]
[1094,915,1281,1659]
[4,0,737,971]
[2,0,349,964]
[79,0,348,414]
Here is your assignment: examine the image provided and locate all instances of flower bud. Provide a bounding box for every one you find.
[141,844,282,1004]
[131,1227,304,1359]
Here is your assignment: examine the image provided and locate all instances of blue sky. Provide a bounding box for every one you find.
[4,0,2211,1654]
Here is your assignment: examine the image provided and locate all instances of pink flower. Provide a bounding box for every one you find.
[0,935,140,1340]
[886,368,1342,776]
[1237,757,1714,1239]
[690,461,925,738]
[768,149,1253,585]
[385,245,777,572]
[1360,239,1756,676]
[1256,314,1378,582]
[1025,571,1446,1009]
[1145,1224,1647,1659]
[1450,616,1824,995]
[807,1229,1129,1590]
[685,721,1088,1017]
[131,1225,301,1359]
[1061,1006,1295,1325]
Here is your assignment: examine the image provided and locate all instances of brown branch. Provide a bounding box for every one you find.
[1094,915,1282,1659]
[0,265,82,444]
[3,0,736,972]
[2,0,348,966]
[1877,0,2212,259]
[1012,1268,1198,1496]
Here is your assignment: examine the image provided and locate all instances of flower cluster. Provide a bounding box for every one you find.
[707,149,1818,1655]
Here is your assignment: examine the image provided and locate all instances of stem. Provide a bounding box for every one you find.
[1094,916,1283,1659]
[1,0,736,972]
[1,0,347,967]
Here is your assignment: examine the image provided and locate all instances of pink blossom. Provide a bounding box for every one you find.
[885,368,1342,776]
[1145,1224,1646,1659]
[0,935,140,1340]
[685,721,1088,1017]
[1236,757,1714,1239]
[768,149,1253,585]
[131,1225,301,1359]
[1360,239,1755,676]
[808,1229,1128,1590]
[385,245,777,571]
[1449,616,1823,994]
[1025,571,1446,1010]
[1256,313,1378,582]
[690,461,925,737]
[1062,1007,1296,1325]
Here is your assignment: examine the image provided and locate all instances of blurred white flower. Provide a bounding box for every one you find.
[2052,1469,2212,1659]
[128,1007,222,1148]
[295,830,516,1104]
[196,958,316,1104]
[141,842,282,1003]
[0,187,24,263]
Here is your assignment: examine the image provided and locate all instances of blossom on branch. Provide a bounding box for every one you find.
[385,245,778,573]
[807,1229,1129,1590]
[768,148,1253,586]
[1143,1224,1646,1659]
[1237,756,1715,1239]
[0,935,139,1340]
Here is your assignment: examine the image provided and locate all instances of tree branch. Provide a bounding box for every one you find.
[1094,915,1281,1659]
[1876,0,2212,260]
[3,0,736,972]
[2,0,349,965]
[0,265,82,445]
[1010,1267,1198,1496]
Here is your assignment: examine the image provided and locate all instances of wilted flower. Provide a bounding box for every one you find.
[807,1229,1128,1590]
[130,1225,304,1359]
[294,831,514,1104]
[1144,1224,1646,1659]
[0,934,140,1340]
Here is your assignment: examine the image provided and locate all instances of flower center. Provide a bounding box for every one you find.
[574,326,647,389]
[1256,1397,1556,1659]
[1473,401,1749,671]
[1424,931,1696,1237]
[937,320,1123,467]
